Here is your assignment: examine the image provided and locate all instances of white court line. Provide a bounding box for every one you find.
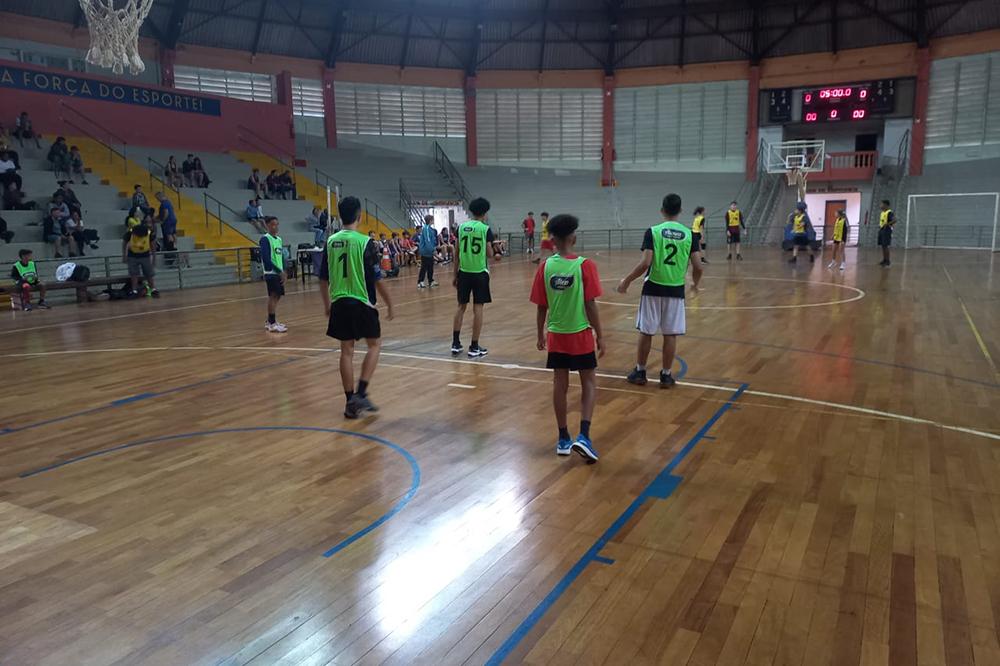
[447,383,476,389]
[5,344,998,442]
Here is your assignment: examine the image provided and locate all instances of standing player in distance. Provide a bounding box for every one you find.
[320,196,395,419]
[617,193,703,388]
[534,211,554,264]
[878,199,895,267]
[788,201,816,264]
[522,211,536,256]
[691,206,708,263]
[827,208,849,271]
[725,201,745,261]
[531,214,604,462]
[452,197,502,358]
[259,216,288,333]
[417,214,439,288]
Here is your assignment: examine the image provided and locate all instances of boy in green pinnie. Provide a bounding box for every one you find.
[530,214,604,463]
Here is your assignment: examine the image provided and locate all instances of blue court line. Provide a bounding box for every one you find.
[675,356,688,380]
[18,426,420,559]
[688,333,1000,390]
[593,556,615,565]
[0,354,322,436]
[485,383,748,666]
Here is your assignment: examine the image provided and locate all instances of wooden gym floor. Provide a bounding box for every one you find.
[1,247,998,666]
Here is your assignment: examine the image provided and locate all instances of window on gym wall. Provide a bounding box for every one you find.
[476,88,603,163]
[291,77,325,140]
[614,80,747,167]
[174,65,275,103]
[334,82,466,138]
[926,52,1000,149]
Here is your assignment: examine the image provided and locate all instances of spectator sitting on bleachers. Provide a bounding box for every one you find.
[278,170,295,200]
[68,146,88,184]
[399,231,418,265]
[43,207,71,257]
[0,149,22,192]
[193,157,211,188]
[164,156,182,188]
[65,210,99,256]
[47,136,71,180]
[3,182,35,211]
[13,112,42,149]
[265,169,279,199]
[307,206,325,245]
[50,193,71,222]
[54,182,82,217]
[132,184,153,216]
[368,230,380,252]
[248,168,265,199]
[11,248,49,310]
[0,214,14,243]
[182,154,196,186]
[246,197,266,233]
[0,139,21,170]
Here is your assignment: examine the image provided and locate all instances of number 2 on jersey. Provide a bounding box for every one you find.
[663,243,678,265]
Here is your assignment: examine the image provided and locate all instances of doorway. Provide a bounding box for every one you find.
[824,199,847,243]
[855,134,878,152]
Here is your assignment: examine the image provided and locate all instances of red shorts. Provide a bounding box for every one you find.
[541,239,555,251]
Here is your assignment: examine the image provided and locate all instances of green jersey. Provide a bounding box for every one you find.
[645,220,692,287]
[261,233,284,274]
[14,260,37,285]
[457,219,490,274]
[543,255,589,334]
[326,229,371,304]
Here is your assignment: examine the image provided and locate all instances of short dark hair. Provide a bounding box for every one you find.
[263,215,278,226]
[338,196,362,225]
[731,201,738,205]
[694,206,705,215]
[540,211,549,218]
[528,211,534,216]
[661,193,682,216]
[547,214,578,239]
[18,248,32,259]
[424,214,434,224]
[881,199,891,206]
[391,232,398,238]
[469,197,491,217]
[134,184,142,190]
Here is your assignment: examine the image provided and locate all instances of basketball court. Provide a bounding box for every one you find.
[2,246,998,664]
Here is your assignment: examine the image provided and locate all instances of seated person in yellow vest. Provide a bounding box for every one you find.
[319,196,395,419]
[452,197,503,358]
[11,248,49,310]
[691,206,708,264]
[533,212,553,264]
[827,209,849,272]
[617,193,703,388]
[724,201,745,261]
[259,216,287,332]
[878,199,895,267]
[121,222,159,298]
[788,201,815,264]
[530,214,604,462]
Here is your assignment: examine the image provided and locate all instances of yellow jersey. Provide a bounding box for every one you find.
[833,216,846,242]
[792,213,806,234]
[540,220,549,241]
[128,232,151,255]
[727,209,741,227]
[692,215,704,233]
[879,209,893,228]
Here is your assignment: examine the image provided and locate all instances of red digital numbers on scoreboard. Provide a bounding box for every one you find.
[801,83,876,123]
[819,87,853,99]
[852,109,867,119]
[829,109,839,120]
[805,112,818,122]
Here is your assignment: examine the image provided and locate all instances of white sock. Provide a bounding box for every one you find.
[636,364,645,372]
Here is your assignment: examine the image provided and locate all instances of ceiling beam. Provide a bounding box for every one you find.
[750,1,761,63]
[250,0,268,56]
[678,0,687,67]
[399,0,417,68]
[929,0,969,38]
[845,0,918,40]
[604,0,621,76]
[164,0,191,49]
[325,1,349,67]
[465,3,483,76]
[537,0,550,73]
[915,0,929,47]
[830,0,838,54]
[758,0,825,60]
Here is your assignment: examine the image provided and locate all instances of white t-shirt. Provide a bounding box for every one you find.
[0,159,15,173]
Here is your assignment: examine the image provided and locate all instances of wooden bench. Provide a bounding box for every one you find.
[1,276,133,304]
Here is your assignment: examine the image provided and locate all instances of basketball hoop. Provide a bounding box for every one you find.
[786,167,808,203]
[78,0,154,76]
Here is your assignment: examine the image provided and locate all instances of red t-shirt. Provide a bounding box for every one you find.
[529,255,602,355]
[523,217,536,234]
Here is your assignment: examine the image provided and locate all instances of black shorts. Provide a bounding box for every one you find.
[878,226,893,247]
[457,271,491,305]
[793,233,809,247]
[265,274,284,297]
[546,351,598,371]
[727,228,741,243]
[691,232,703,249]
[327,297,381,341]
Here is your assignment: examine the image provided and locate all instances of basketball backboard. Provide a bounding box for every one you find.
[763,139,826,174]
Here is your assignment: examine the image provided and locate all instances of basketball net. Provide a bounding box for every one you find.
[78,0,154,76]
[786,167,808,203]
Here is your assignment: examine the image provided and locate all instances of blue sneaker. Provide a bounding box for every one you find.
[572,434,599,463]
[556,438,574,456]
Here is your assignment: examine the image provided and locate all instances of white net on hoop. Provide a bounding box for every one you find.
[78,0,154,76]
[785,167,807,203]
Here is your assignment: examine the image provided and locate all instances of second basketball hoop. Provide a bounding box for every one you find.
[77,0,154,76]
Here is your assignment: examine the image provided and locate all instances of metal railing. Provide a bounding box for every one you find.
[235,124,298,192]
[203,191,252,237]
[147,156,182,211]
[60,105,128,175]
[364,197,404,236]
[399,178,422,227]
[313,168,342,200]
[434,141,471,205]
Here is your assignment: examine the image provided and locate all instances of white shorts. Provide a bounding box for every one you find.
[636,295,686,336]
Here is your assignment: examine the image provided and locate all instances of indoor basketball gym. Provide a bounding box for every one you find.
[1,2,999,665]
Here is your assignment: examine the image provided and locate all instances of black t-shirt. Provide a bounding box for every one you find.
[319,237,381,304]
[640,227,685,299]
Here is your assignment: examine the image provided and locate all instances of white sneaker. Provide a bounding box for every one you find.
[417,281,426,289]
[264,321,274,331]
[839,263,846,271]
[827,261,835,269]
[266,322,288,333]
[430,280,439,288]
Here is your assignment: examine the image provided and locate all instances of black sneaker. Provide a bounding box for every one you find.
[788,256,797,263]
[468,345,488,358]
[701,257,708,264]
[736,254,743,261]
[353,395,379,413]
[151,289,160,298]
[451,342,463,355]
[809,254,815,263]
[36,300,51,309]
[660,371,676,389]
[344,397,361,419]
[626,368,647,385]
[727,254,732,261]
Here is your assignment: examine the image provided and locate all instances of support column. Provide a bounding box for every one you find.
[322,67,338,149]
[910,47,930,176]
[745,64,760,181]
[159,48,176,88]
[276,70,293,107]
[464,75,478,167]
[601,75,615,187]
